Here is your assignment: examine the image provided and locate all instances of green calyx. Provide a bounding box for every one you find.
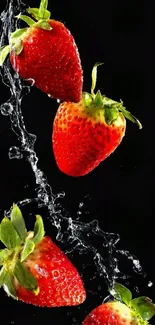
[0,0,52,66]
[82,63,142,128]
[109,282,155,323]
[0,204,45,299]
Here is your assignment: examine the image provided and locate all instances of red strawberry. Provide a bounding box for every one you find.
[82,282,155,325]
[0,0,83,102]
[52,63,142,177]
[0,204,86,307]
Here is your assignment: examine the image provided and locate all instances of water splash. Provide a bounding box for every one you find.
[0,0,149,297]
[8,145,23,159]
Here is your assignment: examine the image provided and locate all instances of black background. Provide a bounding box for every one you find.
[0,0,155,324]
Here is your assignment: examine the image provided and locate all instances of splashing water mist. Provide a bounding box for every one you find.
[0,0,147,309]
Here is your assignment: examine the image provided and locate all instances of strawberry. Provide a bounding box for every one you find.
[0,0,83,102]
[52,63,142,177]
[0,204,86,307]
[82,282,155,325]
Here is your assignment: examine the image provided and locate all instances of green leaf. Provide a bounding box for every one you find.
[110,282,132,306]
[91,62,104,97]
[27,7,51,20]
[11,40,24,55]
[104,105,119,125]
[16,14,36,27]
[11,204,26,242]
[83,92,93,107]
[33,215,45,244]
[94,90,104,106]
[118,104,142,129]
[0,267,7,287]
[11,28,27,40]
[0,45,10,66]
[39,0,48,19]
[13,259,39,293]
[21,239,35,262]
[130,297,155,321]
[34,20,52,31]
[3,273,17,299]
[0,217,21,249]
[0,249,8,265]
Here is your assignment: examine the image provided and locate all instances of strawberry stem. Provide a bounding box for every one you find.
[39,0,48,19]
[91,62,104,98]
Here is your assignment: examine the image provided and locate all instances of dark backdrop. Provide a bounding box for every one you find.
[0,0,154,324]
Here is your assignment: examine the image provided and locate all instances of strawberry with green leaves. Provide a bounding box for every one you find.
[52,63,142,177]
[0,0,83,102]
[0,204,86,307]
[82,282,155,325]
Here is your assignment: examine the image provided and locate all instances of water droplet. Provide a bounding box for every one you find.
[103,294,111,303]
[57,192,65,199]
[0,103,13,116]
[79,202,84,208]
[26,78,35,86]
[134,286,140,293]
[133,259,142,271]
[8,146,23,160]
[148,281,153,287]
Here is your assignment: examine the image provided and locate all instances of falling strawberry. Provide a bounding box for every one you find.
[82,282,155,325]
[0,204,86,307]
[52,63,142,177]
[0,0,83,102]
